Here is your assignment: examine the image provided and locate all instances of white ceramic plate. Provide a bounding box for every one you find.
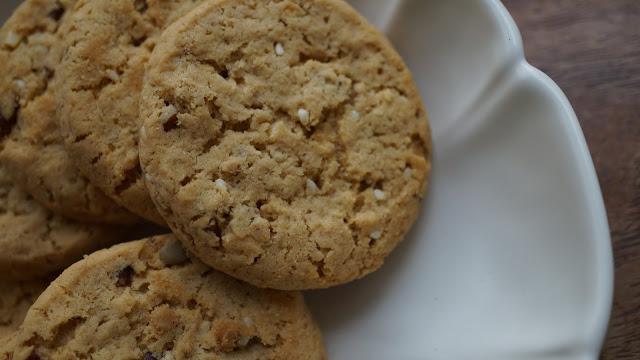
[309,1,613,359]
[0,1,612,359]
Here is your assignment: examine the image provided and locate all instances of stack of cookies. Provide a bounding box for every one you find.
[0,0,431,358]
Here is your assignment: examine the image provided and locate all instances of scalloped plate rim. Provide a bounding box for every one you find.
[485,2,613,355]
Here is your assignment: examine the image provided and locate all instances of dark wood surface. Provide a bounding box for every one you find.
[502,1,640,358]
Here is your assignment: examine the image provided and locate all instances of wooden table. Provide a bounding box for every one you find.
[502,1,640,358]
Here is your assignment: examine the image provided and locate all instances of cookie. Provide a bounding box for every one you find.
[139,0,432,289]
[0,280,48,341]
[0,165,126,280]
[0,0,138,224]
[3,235,326,359]
[56,0,210,224]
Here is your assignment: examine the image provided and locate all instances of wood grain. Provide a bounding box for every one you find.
[502,1,640,358]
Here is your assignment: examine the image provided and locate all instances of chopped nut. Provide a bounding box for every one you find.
[106,69,119,82]
[404,167,412,180]
[215,178,227,190]
[238,335,252,347]
[373,189,385,200]
[297,108,309,123]
[159,239,188,266]
[274,42,284,56]
[370,231,382,240]
[160,104,178,123]
[351,110,360,119]
[4,31,22,48]
[306,179,319,193]
[13,79,25,91]
[140,125,147,138]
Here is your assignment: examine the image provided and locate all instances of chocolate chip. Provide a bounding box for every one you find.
[44,67,54,80]
[26,353,41,360]
[134,0,148,13]
[131,35,147,47]
[116,265,134,287]
[162,114,179,132]
[219,67,229,79]
[143,352,157,360]
[48,6,65,21]
[0,111,17,139]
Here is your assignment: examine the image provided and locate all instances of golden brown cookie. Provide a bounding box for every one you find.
[0,0,137,224]
[56,0,210,224]
[139,0,432,290]
[3,235,326,359]
[0,280,48,341]
[0,165,126,280]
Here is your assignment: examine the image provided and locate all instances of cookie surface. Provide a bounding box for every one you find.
[0,280,48,341]
[56,0,209,224]
[140,0,432,289]
[3,235,326,359]
[0,0,137,224]
[0,165,125,280]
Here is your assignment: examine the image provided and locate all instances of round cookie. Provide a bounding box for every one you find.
[56,0,209,224]
[0,165,126,280]
[3,235,326,359]
[0,280,48,341]
[139,0,432,289]
[0,0,137,224]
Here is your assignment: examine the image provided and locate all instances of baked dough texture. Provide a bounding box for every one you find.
[0,280,48,341]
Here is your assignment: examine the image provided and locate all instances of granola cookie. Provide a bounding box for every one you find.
[3,235,326,359]
[0,165,125,280]
[0,0,136,224]
[139,0,432,289]
[56,0,209,224]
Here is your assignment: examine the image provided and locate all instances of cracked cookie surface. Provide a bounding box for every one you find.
[56,0,209,224]
[0,280,48,341]
[2,235,326,360]
[0,0,137,224]
[140,0,432,290]
[0,165,125,280]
